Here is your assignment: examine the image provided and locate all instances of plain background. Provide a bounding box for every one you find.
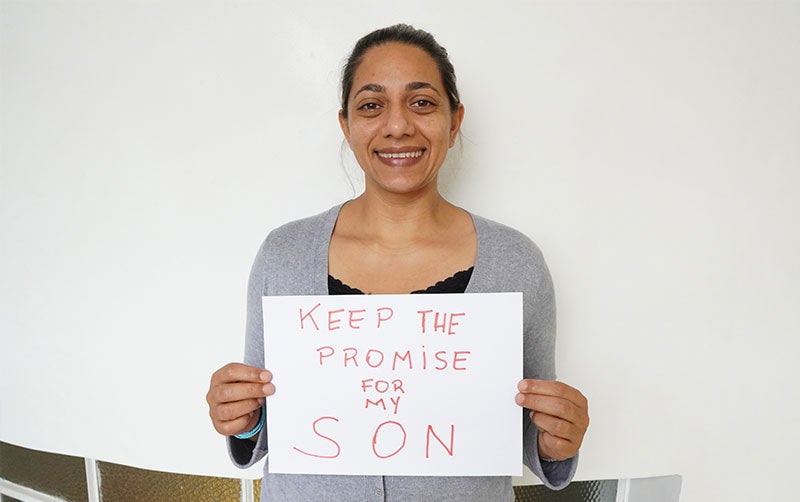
[1,1,798,501]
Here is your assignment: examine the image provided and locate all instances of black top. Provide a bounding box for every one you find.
[328,267,474,295]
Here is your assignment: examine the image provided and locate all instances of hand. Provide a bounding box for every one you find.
[515,379,589,461]
[206,362,275,438]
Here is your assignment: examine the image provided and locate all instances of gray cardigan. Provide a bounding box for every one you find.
[228,203,578,501]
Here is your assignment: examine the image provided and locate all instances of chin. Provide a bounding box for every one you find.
[371,178,439,196]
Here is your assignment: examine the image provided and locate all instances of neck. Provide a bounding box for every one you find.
[344,187,457,246]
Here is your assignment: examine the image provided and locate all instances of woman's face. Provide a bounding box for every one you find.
[339,42,464,198]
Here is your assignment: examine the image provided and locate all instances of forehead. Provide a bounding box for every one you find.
[353,42,442,90]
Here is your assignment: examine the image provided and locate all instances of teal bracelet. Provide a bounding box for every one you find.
[234,406,264,440]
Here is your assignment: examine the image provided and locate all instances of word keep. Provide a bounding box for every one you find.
[298,303,466,335]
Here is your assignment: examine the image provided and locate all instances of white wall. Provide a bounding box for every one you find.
[1,1,798,501]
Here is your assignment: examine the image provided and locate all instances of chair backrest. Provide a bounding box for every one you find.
[619,475,682,502]
[513,475,682,502]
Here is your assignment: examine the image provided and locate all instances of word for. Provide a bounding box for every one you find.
[316,346,471,371]
[361,378,404,393]
[298,304,467,336]
[292,416,456,460]
[361,378,405,415]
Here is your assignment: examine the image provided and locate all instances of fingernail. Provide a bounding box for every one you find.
[515,394,524,405]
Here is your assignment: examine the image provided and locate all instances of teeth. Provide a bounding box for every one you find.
[377,150,424,159]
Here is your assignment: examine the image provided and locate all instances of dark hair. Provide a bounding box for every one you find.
[340,24,460,119]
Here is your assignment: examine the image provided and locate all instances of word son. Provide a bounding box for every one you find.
[292,417,456,460]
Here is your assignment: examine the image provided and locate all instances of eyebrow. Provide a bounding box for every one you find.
[405,81,441,95]
[354,83,384,96]
[353,81,442,98]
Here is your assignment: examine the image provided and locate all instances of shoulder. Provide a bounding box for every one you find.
[468,212,553,301]
[471,213,547,267]
[251,204,341,262]
[248,204,342,291]
[262,204,341,250]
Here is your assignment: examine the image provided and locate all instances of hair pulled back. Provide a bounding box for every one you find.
[340,24,460,119]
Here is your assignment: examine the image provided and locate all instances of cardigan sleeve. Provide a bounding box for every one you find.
[474,215,578,489]
[227,236,271,468]
[517,234,578,489]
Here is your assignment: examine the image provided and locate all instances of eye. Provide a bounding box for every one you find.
[411,99,435,108]
[355,101,383,117]
[357,102,382,112]
[410,98,438,114]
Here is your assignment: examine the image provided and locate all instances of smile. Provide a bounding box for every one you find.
[376,150,425,159]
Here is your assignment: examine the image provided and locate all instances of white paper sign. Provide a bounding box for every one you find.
[262,292,523,476]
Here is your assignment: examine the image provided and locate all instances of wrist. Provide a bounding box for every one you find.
[234,406,264,440]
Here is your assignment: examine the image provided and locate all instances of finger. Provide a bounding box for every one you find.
[211,363,272,386]
[213,408,262,437]
[210,396,263,423]
[207,381,272,406]
[538,429,578,461]
[530,411,583,442]
[515,393,584,426]
[517,379,587,407]
[211,397,262,423]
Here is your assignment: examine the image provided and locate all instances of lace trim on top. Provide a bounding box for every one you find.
[329,267,474,295]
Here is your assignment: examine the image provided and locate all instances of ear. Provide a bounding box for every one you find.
[338,109,351,141]
[449,103,465,147]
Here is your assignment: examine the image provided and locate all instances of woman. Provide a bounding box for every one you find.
[207,24,589,501]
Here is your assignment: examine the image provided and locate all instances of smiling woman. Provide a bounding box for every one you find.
[337,42,465,206]
[329,39,475,295]
[205,23,589,502]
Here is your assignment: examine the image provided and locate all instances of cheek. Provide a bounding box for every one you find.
[347,124,374,149]
[422,118,454,143]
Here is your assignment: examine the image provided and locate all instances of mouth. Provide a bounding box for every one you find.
[375,149,425,160]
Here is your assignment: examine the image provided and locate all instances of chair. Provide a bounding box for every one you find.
[513,475,682,502]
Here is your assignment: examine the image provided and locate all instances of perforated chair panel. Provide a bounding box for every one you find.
[96,462,241,502]
[514,480,617,502]
[0,441,89,502]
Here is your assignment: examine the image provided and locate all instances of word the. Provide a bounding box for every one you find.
[417,310,465,335]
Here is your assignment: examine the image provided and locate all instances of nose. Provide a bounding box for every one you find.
[381,104,414,138]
